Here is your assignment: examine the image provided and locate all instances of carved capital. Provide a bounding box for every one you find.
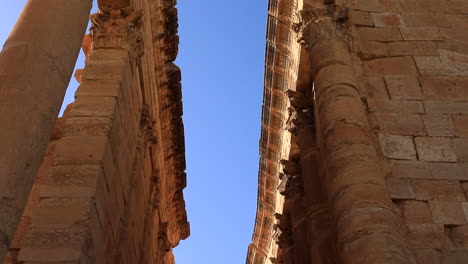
[90,9,144,57]
[295,4,350,49]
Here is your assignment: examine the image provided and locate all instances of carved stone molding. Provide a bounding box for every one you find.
[278,159,303,198]
[139,104,157,144]
[158,222,172,257]
[294,4,350,49]
[90,9,144,57]
[272,213,293,250]
[285,89,315,135]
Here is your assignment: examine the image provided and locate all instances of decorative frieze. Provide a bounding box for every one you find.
[294,4,350,49]
[272,213,293,250]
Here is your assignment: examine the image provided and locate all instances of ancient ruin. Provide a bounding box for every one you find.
[0,0,188,263]
[1,0,468,263]
[247,0,468,263]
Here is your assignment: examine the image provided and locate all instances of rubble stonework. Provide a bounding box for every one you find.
[248,0,468,263]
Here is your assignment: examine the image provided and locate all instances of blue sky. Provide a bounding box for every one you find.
[1,1,267,263]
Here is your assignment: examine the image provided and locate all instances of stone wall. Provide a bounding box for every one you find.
[3,0,189,263]
[350,0,468,262]
[249,0,468,263]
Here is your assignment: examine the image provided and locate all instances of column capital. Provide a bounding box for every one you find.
[295,4,350,49]
[90,8,144,56]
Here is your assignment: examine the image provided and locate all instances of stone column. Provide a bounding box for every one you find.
[0,0,92,259]
[297,4,416,264]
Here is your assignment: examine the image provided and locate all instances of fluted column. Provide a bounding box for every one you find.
[297,4,416,264]
[0,0,92,259]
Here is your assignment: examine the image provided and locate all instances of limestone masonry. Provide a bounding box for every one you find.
[1,0,468,263]
[247,0,468,263]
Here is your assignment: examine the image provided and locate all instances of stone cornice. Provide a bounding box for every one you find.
[247,0,300,263]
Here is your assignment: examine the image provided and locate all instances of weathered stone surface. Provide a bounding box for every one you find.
[379,134,417,160]
[414,137,457,162]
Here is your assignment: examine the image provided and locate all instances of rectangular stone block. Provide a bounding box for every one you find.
[349,10,373,26]
[359,27,402,41]
[454,115,468,137]
[400,27,443,40]
[421,76,468,101]
[402,13,451,27]
[82,59,130,81]
[414,56,447,76]
[363,56,418,76]
[367,99,424,113]
[32,198,92,230]
[422,115,456,136]
[429,201,467,225]
[40,165,101,198]
[61,117,113,137]
[53,136,110,166]
[75,80,122,98]
[400,0,447,13]
[68,97,117,118]
[440,28,468,42]
[388,41,439,56]
[371,113,426,135]
[429,162,468,181]
[359,77,389,99]
[384,75,423,100]
[407,224,452,249]
[359,41,389,59]
[386,177,416,199]
[392,160,431,179]
[453,138,468,161]
[372,13,404,27]
[440,250,468,264]
[415,249,440,264]
[412,179,465,201]
[379,134,417,160]
[356,0,402,12]
[415,137,457,162]
[425,101,468,115]
[399,200,433,224]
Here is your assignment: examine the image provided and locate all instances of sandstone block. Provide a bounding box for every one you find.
[32,198,92,230]
[440,28,468,42]
[414,137,457,162]
[384,75,423,100]
[18,247,82,263]
[386,177,416,199]
[425,101,468,115]
[367,99,424,113]
[370,113,426,135]
[359,41,389,60]
[358,27,402,41]
[407,224,452,249]
[392,160,431,179]
[68,97,117,118]
[75,80,122,98]
[412,179,465,201]
[358,77,389,99]
[81,59,130,81]
[449,225,468,249]
[400,27,443,41]
[363,57,417,76]
[402,13,451,27]
[61,117,113,137]
[349,10,373,26]
[53,136,110,166]
[356,0,402,12]
[415,249,440,264]
[429,201,467,225]
[453,138,468,161]
[454,115,468,137]
[379,134,417,160]
[429,163,468,181]
[388,41,439,56]
[421,76,468,101]
[400,0,447,13]
[399,200,433,224]
[423,115,456,136]
[414,56,447,75]
[372,13,404,27]
[40,165,101,198]
[440,250,468,264]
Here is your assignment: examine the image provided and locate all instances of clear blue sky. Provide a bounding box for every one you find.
[1,1,267,263]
